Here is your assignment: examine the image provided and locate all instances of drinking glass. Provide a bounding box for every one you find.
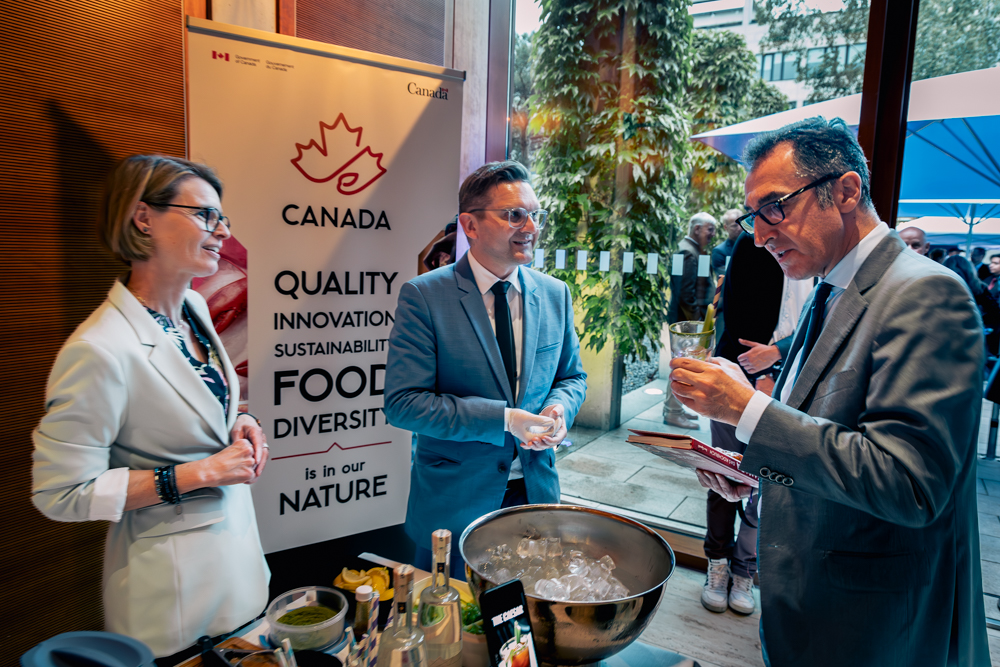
[669,321,715,360]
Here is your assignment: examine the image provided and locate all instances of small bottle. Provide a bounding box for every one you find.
[378,564,426,667]
[418,530,463,667]
[353,584,375,642]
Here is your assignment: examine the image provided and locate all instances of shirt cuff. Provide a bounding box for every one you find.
[504,407,512,433]
[735,391,773,444]
[89,467,130,522]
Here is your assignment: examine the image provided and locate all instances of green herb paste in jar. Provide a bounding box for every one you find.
[277,605,338,626]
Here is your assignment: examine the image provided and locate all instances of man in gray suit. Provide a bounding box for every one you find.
[669,117,989,666]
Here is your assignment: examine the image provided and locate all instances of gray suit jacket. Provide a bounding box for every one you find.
[740,232,990,666]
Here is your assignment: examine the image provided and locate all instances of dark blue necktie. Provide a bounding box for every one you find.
[490,280,516,395]
[799,281,834,365]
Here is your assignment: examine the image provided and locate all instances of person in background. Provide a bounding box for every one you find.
[664,212,716,429]
[929,247,947,263]
[711,209,743,279]
[987,254,1000,299]
[384,161,587,577]
[944,254,1000,358]
[898,225,929,255]
[971,246,988,280]
[32,156,270,660]
[670,117,989,666]
[700,232,777,615]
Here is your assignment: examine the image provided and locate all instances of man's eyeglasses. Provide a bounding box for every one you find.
[144,202,231,234]
[737,173,844,234]
[466,207,548,231]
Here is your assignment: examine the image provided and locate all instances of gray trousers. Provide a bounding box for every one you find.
[704,420,759,579]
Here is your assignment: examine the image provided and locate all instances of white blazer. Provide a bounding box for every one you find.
[32,280,270,657]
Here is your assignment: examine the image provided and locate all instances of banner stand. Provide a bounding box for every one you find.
[187,17,464,553]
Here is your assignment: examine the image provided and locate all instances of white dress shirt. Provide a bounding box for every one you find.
[466,250,525,480]
[736,222,891,443]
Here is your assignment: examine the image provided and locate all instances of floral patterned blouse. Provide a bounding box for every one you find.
[145,302,229,417]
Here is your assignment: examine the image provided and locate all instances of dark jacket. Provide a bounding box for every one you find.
[667,236,711,323]
[715,233,786,377]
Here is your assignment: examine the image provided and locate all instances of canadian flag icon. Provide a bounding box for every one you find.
[213,51,229,61]
[290,114,387,195]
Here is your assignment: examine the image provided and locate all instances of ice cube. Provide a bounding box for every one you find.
[567,557,587,575]
[527,540,545,558]
[535,579,555,598]
[516,538,531,558]
[496,544,513,561]
[495,568,513,583]
[544,537,563,558]
[592,578,612,599]
[599,555,616,571]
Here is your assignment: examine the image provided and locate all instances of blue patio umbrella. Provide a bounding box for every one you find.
[691,67,1000,230]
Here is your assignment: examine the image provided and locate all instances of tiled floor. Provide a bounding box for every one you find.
[557,380,1000,663]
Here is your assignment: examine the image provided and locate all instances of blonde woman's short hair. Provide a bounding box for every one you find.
[100,155,223,263]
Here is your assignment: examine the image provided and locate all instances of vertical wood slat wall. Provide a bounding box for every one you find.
[296,0,446,66]
[0,0,185,656]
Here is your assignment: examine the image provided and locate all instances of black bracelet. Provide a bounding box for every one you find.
[166,465,180,504]
[154,465,181,504]
[154,466,171,504]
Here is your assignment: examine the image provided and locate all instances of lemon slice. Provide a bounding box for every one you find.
[341,567,369,585]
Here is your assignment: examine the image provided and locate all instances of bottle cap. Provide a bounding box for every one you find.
[432,529,451,558]
[394,563,414,594]
[355,584,374,601]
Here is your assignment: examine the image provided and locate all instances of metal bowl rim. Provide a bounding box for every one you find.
[459,503,676,601]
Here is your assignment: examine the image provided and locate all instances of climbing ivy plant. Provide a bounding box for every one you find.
[530,0,692,361]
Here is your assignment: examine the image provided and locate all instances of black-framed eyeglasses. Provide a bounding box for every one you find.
[466,207,548,230]
[143,202,231,234]
[737,173,844,233]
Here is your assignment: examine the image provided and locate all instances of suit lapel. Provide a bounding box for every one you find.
[185,290,240,433]
[784,232,904,409]
[455,256,515,405]
[109,281,230,444]
[517,268,541,408]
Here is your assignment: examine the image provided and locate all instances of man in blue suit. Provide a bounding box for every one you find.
[384,161,587,574]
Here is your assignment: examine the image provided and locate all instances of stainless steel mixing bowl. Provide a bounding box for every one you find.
[460,504,675,666]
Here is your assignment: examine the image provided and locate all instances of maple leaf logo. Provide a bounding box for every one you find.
[290,114,387,194]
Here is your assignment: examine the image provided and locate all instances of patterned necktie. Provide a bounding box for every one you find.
[799,281,834,366]
[490,280,516,395]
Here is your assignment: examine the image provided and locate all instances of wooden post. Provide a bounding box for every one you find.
[856,0,921,228]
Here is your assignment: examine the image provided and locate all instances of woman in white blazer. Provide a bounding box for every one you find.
[32,156,270,658]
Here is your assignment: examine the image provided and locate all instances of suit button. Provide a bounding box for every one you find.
[771,473,784,483]
[498,463,507,473]
[782,477,794,487]
[760,467,771,478]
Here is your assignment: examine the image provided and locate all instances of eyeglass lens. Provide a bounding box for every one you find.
[507,208,547,229]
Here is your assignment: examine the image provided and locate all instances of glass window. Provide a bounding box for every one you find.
[782,51,799,80]
[762,53,774,81]
[848,43,866,67]
[835,45,848,72]
[806,47,824,77]
[756,53,763,77]
[771,52,783,81]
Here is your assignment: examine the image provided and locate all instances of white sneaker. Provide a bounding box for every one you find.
[729,574,756,615]
[701,558,730,613]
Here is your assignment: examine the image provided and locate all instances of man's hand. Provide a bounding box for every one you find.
[230,413,269,482]
[755,374,776,397]
[524,403,567,450]
[508,408,557,450]
[737,339,781,374]
[696,470,753,502]
[669,356,756,426]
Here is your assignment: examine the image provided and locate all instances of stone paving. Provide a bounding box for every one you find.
[557,379,1000,624]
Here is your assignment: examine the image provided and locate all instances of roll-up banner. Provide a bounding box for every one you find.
[186,18,464,552]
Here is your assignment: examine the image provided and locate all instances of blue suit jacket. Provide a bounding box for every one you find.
[384,254,587,544]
